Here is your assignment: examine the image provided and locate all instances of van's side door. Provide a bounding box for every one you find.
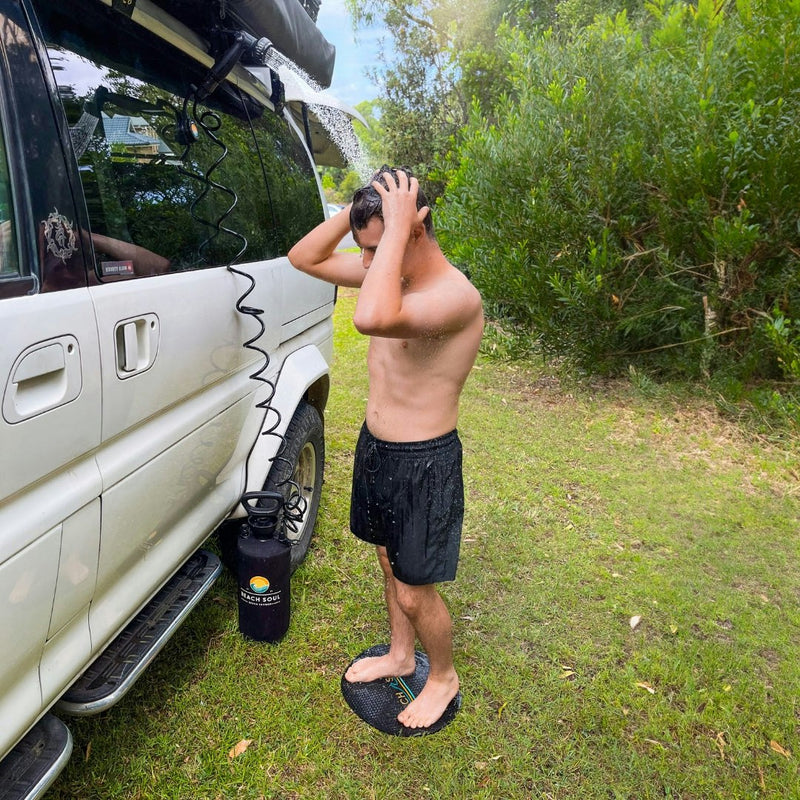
[32,0,325,654]
[34,7,266,652]
[0,0,102,758]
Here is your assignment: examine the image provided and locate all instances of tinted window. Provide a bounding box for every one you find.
[0,128,18,278]
[35,2,322,278]
[251,112,326,255]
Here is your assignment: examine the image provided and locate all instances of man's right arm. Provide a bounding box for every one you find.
[288,205,364,288]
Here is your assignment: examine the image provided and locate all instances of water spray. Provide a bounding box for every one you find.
[245,56,373,183]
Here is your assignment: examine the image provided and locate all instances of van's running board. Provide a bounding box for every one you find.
[58,549,222,716]
[0,714,72,800]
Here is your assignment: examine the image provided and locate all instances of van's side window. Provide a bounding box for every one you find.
[0,126,17,278]
[251,112,325,256]
[37,0,324,279]
[51,49,275,276]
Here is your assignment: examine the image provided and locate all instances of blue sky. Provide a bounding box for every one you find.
[316,0,384,106]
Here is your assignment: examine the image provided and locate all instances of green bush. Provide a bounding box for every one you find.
[438,0,800,384]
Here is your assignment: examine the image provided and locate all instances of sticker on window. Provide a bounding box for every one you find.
[101,260,134,277]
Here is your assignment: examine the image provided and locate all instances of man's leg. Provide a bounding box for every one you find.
[344,546,417,683]
[393,580,460,729]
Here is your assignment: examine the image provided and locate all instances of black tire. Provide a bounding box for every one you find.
[264,401,325,573]
[217,401,325,575]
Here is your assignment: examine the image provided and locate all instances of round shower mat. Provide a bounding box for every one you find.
[340,644,461,736]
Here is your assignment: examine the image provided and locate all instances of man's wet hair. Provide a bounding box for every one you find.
[350,165,434,238]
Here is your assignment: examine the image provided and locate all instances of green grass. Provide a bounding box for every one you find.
[50,291,800,799]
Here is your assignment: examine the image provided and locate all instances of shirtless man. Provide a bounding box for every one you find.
[288,167,483,730]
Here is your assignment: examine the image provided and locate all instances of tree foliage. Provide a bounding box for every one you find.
[346,0,523,196]
[343,0,799,422]
[352,100,389,166]
[436,0,800,400]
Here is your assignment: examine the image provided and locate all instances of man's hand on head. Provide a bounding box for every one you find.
[372,170,429,237]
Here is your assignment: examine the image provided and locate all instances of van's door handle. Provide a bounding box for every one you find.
[114,314,159,378]
[2,336,81,423]
[120,322,138,372]
[14,342,65,381]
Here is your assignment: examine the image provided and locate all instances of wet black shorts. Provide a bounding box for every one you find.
[350,423,464,586]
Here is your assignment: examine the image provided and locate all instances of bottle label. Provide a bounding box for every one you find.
[239,586,283,606]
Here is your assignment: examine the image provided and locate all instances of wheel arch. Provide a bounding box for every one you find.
[304,370,329,421]
[236,344,329,514]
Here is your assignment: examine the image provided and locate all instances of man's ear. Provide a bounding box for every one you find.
[410,223,426,243]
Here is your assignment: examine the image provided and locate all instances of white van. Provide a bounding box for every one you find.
[0,1,351,796]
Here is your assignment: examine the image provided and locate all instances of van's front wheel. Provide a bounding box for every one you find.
[265,401,325,573]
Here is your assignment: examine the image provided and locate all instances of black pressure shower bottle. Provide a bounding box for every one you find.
[237,491,291,643]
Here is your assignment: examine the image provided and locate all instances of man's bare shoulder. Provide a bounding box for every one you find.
[426,263,481,305]
[446,267,483,324]
[405,264,482,340]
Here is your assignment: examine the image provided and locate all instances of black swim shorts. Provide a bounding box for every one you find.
[350,423,464,586]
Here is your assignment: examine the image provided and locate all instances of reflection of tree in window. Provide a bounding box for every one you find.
[82,92,280,270]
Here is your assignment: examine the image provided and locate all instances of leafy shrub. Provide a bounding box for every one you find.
[764,310,800,380]
[438,0,800,386]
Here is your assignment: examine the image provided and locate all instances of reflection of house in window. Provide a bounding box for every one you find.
[102,112,172,162]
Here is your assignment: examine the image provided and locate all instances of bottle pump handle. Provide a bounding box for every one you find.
[241,491,284,538]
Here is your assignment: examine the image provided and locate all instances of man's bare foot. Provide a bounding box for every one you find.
[344,652,416,684]
[397,672,460,729]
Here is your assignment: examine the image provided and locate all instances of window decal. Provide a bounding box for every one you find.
[42,208,78,263]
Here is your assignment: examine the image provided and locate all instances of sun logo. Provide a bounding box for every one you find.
[249,576,270,593]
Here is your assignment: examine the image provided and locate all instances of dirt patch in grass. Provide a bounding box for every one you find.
[482,355,799,500]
